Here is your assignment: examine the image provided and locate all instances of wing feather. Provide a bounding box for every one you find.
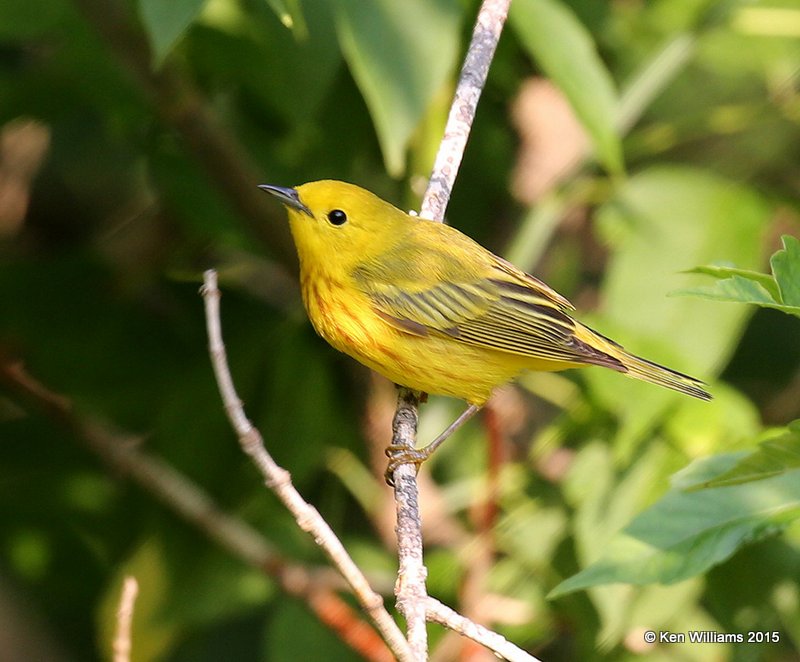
[354,241,624,371]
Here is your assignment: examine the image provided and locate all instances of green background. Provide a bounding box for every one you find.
[2,0,800,659]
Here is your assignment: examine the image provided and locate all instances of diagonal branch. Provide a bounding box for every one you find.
[420,0,513,223]
[426,598,541,662]
[201,270,414,662]
[0,358,395,662]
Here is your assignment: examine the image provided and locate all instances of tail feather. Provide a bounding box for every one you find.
[574,323,712,400]
[620,352,712,401]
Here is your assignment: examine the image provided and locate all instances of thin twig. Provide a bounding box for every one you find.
[389,0,512,657]
[426,598,541,662]
[201,270,414,662]
[113,576,138,662]
[420,0,512,222]
[0,359,394,662]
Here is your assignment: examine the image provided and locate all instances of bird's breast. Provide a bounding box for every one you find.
[299,267,381,357]
[297,266,526,405]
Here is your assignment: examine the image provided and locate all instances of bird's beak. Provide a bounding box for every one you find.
[258,184,313,217]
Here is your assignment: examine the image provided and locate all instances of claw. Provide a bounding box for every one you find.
[383,404,482,486]
[384,446,428,485]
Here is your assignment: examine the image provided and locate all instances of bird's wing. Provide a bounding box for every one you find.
[353,236,624,370]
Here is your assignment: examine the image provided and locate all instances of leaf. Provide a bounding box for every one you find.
[550,454,800,598]
[264,599,355,661]
[684,264,781,300]
[510,0,623,174]
[771,235,800,307]
[563,442,679,642]
[672,276,780,307]
[673,234,800,318]
[334,0,462,177]
[196,0,340,124]
[691,423,800,490]
[596,167,770,372]
[138,0,207,67]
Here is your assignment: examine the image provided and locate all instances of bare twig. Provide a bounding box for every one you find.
[420,0,512,222]
[426,598,541,662]
[201,270,414,662]
[0,359,394,662]
[113,576,138,662]
[389,0,512,657]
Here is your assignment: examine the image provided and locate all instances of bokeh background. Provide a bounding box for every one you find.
[2,0,800,659]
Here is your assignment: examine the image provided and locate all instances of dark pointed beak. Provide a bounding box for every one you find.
[258,184,313,217]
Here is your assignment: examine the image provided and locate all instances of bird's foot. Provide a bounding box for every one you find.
[384,443,433,486]
[383,403,482,486]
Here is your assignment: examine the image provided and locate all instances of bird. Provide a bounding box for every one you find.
[261,180,710,473]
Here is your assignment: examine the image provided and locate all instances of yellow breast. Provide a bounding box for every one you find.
[299,267,538,405]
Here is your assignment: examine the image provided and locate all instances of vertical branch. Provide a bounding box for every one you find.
[390,388,428,659]
[113,576,139,662]
[389,0,512,658]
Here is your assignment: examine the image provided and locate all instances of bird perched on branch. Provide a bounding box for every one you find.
[262,180,710,472]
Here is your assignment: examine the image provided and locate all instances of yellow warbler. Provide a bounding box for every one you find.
[261,180,710,407]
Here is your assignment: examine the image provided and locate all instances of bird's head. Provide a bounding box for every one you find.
[260,180,409,273]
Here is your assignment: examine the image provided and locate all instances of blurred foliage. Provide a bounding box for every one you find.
[1,0,800,660]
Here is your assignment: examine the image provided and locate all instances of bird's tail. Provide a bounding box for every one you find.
[575,324,711,401]
[618,352,711,400]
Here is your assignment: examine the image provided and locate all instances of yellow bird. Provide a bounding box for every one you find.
[261,181,709,467]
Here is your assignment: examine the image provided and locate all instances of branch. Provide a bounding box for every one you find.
[420,0,512,223]
[113,577,138,662]
[426,598,541,662]
[389,388,428,660]
[389,0,511,657]
[0,359,394,662]
[201,270,414,662]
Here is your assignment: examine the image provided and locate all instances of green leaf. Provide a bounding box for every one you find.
[550,454,800,598]
[596,167,770,373]
[691,424,800,490]
[196,0,340,124]
[334,0,462,177]
[684,264,781,300]
[772,235,800,307]
[138,0,207,67]
[673,234,800,318]
[672,276,780,307]
[264,599,355,661]
[510,0,623,174]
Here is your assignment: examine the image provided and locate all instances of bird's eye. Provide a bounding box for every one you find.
[327,209,347,226]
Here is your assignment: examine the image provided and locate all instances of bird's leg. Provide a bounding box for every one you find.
[385,404,481,483]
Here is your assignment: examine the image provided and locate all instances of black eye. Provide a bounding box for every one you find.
[327,209,347,226]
